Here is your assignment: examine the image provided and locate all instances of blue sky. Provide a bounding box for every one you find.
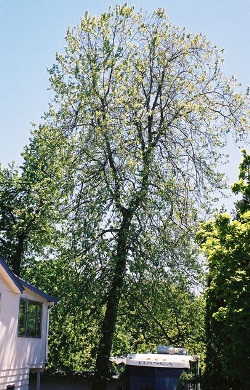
[0,0,249,208]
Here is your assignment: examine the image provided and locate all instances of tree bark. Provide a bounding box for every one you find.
[92,210,132,390]
[11,233,26,276]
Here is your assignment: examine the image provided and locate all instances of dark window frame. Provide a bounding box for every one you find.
[18,298,42,338]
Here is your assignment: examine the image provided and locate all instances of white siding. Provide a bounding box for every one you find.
[0,367,29,390]
[0,278,51,389]
[0,277,19,371]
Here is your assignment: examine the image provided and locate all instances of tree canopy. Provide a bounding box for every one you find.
[197,150,250,390]
[1,4,250,389]
[0,150,63,275]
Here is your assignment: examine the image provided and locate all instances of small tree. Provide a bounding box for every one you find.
[197,150,250,390]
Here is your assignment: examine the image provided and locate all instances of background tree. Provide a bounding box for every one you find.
[0,163,30,275]
[231,149,250,216]
[197,150,250,390]
[0,121,72,276]
[24,5,249,388]
[0,148,62,275]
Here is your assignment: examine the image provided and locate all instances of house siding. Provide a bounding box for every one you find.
[0,367,29,390]
[0,267,55,390]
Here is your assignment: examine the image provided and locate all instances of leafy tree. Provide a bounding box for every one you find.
[23,256,205,374]
[197,150,250,390]
[22,256,100,373]
[0,125,68,275]
[0,164,30,275]
[5,5,248,390]
[17,4,249,388]
[231,149,250,216]
[114,278,206,357]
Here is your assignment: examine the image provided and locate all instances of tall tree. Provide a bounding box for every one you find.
[26,5,249,388]
[197,150,250,390]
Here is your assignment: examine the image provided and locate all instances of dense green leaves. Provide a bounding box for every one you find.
[197,151,250,389]
[0,158,61,274]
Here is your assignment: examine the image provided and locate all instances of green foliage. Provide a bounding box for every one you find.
[43,4,239,380]
[231,149,250,216]
[22,256,205,374]
[0,160,61,274]
[22,257,101,373]
[114,280,205,357]
[197,150,250,389]
[1,4,250,383]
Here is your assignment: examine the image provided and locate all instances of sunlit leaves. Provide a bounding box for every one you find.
[197,151,250,389]
[15,4,250,377]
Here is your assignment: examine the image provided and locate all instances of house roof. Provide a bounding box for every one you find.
[0,257,24,293]
[0,257,57,304]
[17,277,57,304]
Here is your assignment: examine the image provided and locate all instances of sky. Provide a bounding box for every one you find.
[0,0,249,209]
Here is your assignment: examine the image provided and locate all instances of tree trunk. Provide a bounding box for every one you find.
[12,233,26,276]
[92,211,132,390]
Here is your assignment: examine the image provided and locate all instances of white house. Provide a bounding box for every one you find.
[0,257,57,390]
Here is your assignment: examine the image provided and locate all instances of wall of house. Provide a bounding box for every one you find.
[0,278,50,390]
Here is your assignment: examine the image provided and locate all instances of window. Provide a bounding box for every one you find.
[18,298,42,338]
[127,367,183,390]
